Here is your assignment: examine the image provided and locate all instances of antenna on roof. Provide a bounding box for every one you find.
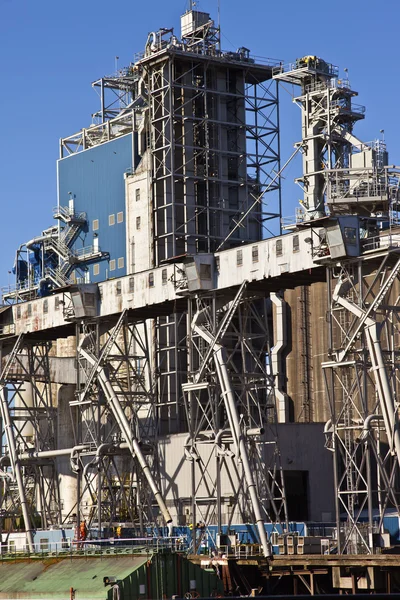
[217,0,221,47]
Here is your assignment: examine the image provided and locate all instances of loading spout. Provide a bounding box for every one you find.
[192,317,272,558]
[79,346,172,525]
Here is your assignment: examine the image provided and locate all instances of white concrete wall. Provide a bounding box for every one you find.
[125,151,153,274]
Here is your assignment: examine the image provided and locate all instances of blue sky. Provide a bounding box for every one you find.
[0,0,398,289]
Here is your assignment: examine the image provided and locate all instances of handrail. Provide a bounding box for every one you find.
[0,536,186,559]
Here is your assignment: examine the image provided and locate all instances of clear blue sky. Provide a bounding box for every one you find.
[0,0,398,289]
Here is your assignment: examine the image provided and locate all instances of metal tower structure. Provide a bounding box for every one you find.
[274,57,400,553]
[185,284,288,555]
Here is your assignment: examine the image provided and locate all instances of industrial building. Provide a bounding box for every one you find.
[1,4,400,595]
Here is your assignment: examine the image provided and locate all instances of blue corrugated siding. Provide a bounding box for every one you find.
[57,134,133,282]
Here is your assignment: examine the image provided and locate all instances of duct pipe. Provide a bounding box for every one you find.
[270,293,289,423]
[363,414,384,434]
[193,323,271,558]
[25,232,58,250]
[0,387,34,552]
[82,443,130,479]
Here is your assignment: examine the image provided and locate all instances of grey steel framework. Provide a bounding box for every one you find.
[185,285,288,554]
[274,57,400,553]
[140,47,281,262]
[0,336,60,552]
[324,253,400,554]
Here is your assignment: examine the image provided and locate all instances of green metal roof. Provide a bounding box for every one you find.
[0,555,148,599]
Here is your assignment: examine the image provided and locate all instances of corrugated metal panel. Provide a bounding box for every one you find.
[57,134,133,283]
[0,555,146,599]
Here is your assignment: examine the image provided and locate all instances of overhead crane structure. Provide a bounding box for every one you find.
[1,12,400,559]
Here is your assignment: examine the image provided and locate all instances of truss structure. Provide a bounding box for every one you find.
[73,311,171,533]
[184,284,288,555]
[0,336,60,551]
[140,50,280,262]
[323,253,400,553]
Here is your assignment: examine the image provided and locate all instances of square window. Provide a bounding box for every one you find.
[129,277,135,293]
[117,211,124,223]
[118,257,124,269]
[293,235,300,252]
[93,264,100,276]
[276,239,283,257]
[236,249,243,266]
[136,216,141,230]
[162,269,168,285]
[148,272,154,287]
[43,299,48,314]
[93,219,99,231]
[109,259,116,271]
[135,188,140,202]
[109,214,115,226]
[252,246,259,263]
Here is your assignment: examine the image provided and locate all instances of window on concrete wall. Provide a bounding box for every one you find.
[16,306,21,319]
[293,235,300,252]
[148,272,154,287]
[135,188,140,202]
[93,219,99,231]
[27,304,32,317]
[162,269,168,285]
[118,257,124,269]
[117,211,124,223]
[93,264,100,276]
[116,281,122,295]
[110,259,116,271]
[136,216,141,230]
[276,239,283,257]
[252,246,259,263]
[236,249,243,266]
[109,214,115,226]
[43,299,48,314]
[55,297,60,311]
[129,277,134,293]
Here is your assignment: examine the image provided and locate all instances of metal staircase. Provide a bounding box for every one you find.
[42,206,109,290]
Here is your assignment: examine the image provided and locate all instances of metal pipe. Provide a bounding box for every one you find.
[193,323,271,558]
[215,345,271,558]
[97,370,172,524]
[366,325,400,466]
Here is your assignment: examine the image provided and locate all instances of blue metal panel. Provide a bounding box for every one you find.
[57,134,133,282]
